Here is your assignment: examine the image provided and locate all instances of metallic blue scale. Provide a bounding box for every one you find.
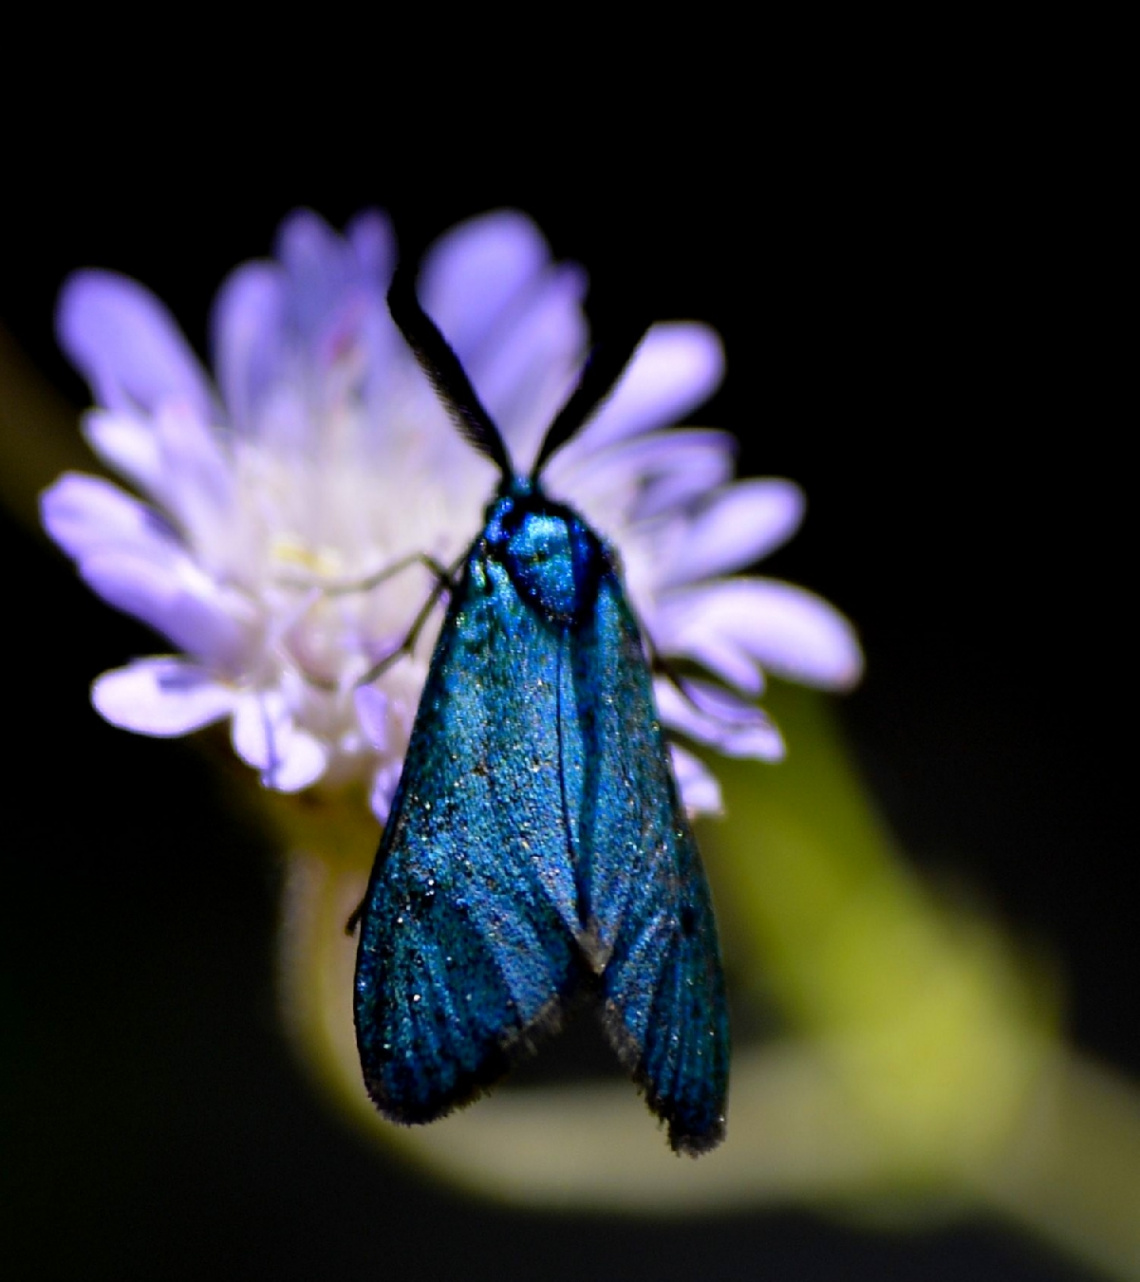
[354,272,729,1155]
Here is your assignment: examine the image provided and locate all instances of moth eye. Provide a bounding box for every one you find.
[679,905,698,937]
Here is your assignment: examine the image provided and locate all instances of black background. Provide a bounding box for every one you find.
[1,37,1131,1282]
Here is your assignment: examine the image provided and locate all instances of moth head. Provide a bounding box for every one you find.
[482,487,605,625]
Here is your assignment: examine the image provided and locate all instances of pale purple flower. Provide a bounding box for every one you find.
[41,209,862,820]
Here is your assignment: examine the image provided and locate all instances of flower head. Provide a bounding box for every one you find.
[41,208,861,820]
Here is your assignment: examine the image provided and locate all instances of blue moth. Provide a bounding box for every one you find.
[353,266,729,1155]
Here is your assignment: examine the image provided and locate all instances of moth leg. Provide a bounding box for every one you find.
[272,553,459,694]
[612,601,714,733]
[346,898,365,936]
[322,552,450,599]
[646,637,727,720]
[354,553,464,686]
[273,550,447,598]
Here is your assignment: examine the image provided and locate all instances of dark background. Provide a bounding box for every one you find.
[1,42,1130,1282]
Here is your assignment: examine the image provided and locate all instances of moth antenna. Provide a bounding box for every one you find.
[387,265,513,479]
[531,322,649,480]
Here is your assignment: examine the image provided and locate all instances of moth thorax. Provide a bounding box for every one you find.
[501,507,599,624]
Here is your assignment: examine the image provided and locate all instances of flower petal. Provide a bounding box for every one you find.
[626,431,737,521]
[669,743,724,816]
[419,210,553,352]
[549,429,736,526]
[467,263,587,457]
[658,480,806,589]
[656,677,785,760]
[660,579,864,690]
[213,210,400,440]
[570,323,724,454]
[277,208,397,374]
[57,271,216,422]
[210,260,287,434]
[667,628,768,697]
[346,210,397,282]
[369,760,404,824]
[40,473,176,562]
[276,209,360,340]
[354,684,391,752]
[79,549,255,667]
[231,691,329,791]
[91,658,236,735]
[151,403,237,542]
